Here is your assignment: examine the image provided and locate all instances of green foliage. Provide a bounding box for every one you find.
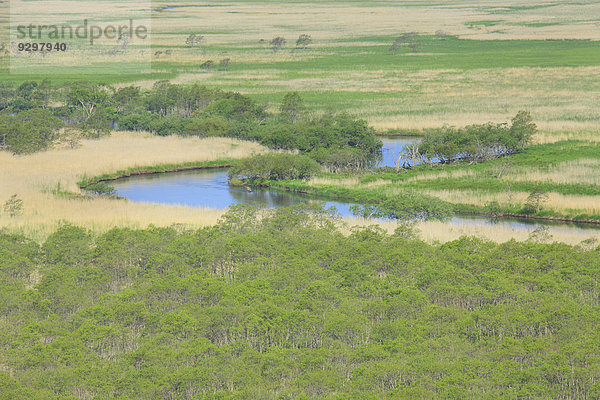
[524,187,550,214]
[182,117,228,137]
[1,208,600,398]
[85,182,117,196]
[511,110,537,150]
[419,112,537,163]
[349,193,453,221]
[484,200,502,218]
[2,195,24,217]
[1,81,382,164]
[296,34,312,49]
[0,109,63,154]
[228,153,321,181]
[279,91,306,123]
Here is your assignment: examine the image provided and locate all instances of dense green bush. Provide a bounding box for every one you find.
[349,192,453,221]
[0,109,63,154]
[1,82,382,163]
[419,111,536,163]
[0,206,599,398]
[182,116,229,137]
[84,182,117,196]
[228,153,321,181]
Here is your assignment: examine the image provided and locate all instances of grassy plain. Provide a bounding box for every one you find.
[2,0,600,134]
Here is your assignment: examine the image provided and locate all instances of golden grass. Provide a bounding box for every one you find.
[148,1,600,43]
[342,216,600,246]
[0,132,267,242]
[504,159,600,186]
[420,189,600,216]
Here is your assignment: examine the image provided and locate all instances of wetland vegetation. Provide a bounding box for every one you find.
[2,1,600,399]
[2,206,600,399]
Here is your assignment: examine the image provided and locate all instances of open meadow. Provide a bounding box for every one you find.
[2,0,600,134]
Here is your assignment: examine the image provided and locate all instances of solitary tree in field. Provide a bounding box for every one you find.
[510,110,537,149]
[389,33,417,54]
[408,40,420,53]
[200,60,215,71]
[270,37,286,53]
[185,34,196,47]
[296,34,312,49]
[219,58,231,71]
[3,194,23,217]
[525,188,549,214]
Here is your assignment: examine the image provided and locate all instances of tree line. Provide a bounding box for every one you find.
[0,81,382,169]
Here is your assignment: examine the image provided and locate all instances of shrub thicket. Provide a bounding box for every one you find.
[419,111,536,163]
[228,153,321,182]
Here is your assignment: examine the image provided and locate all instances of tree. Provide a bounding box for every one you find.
[85,182,116,196]
[3,194,23,217]
[296,34,312,49]
[279,92,306,123]
[407,40,420,53]
[524,188,549,214]
[67,82,114,124]
[510,110,537,149]
[185,34,196,47]
[389,33,417,54]
[270,37,286,53]
[114,86,141,113]
[200,60,215,71]
[219,58,231,71]
[1,108,63,154]
[30,78,52,108]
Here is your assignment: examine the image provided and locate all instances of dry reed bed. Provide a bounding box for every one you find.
[0,132,266,241]
[343,216,600,246]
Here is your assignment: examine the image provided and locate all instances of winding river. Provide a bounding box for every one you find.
[110,137,600,239]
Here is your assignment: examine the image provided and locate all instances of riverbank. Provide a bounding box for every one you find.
[244,140,600,226]
[103,167,600,246]
[0,132,267,241]
[263,177,600,226]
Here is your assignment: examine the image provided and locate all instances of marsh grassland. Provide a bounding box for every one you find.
[4,0,600,134]
[0,133,265,241]
[4,2,600,399]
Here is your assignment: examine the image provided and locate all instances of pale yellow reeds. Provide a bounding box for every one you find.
[0,132,267,241]
[342,216,600,246]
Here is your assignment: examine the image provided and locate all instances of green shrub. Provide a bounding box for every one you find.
[85,182,116,196]
[229,153,321,182]
[419,111,536,163]
[0,109,63,154]
[2,194,24,217]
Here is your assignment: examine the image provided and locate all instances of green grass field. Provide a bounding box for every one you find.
[3,0,600,132]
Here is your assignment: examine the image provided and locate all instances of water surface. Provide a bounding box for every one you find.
[112,167,599,237]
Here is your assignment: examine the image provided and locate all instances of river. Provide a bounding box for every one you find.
[110,164,600,239]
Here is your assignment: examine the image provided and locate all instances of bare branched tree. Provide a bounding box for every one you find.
[296,34,312,49]
[270,37,286,53]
